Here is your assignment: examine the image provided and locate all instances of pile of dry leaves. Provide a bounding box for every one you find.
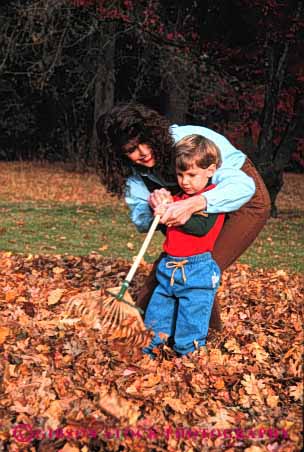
[0,252,303,452]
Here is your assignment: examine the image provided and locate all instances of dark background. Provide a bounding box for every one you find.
[0,0,303,214]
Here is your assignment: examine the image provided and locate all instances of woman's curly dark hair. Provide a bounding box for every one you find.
[96,103,175,196]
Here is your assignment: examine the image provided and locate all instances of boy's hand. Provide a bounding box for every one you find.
[148,188,173,209]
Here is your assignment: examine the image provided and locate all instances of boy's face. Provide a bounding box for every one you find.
[123,139,155,167]
[176,162,216,195]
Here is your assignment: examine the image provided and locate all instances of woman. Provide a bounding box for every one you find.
[96,103,271,331]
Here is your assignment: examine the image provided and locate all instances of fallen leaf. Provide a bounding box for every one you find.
[122,369,136,377]
[158,332,169,341]
[99,391,140,425]
[23,302,35,317]
[5,289,19,303]
[60,444,80,452]
[48,289,65,306]
[214,378,225,390]
[52,267,65,274]
[244,446,264,452]
[266,394,279,408]
[44,400,64,429]
[224,338,241,354]
[241,373,265,404]
[0,249,302,452]
[289,383,303,401]
[0,327,10,345]
[163,397,187,414]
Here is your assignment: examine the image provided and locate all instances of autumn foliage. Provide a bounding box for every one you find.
[0,252,302,451]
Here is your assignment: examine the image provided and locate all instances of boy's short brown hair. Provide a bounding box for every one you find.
[175,134,222,171]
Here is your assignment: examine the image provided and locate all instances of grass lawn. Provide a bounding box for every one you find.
[0,162,303,272]
[0,201,152,260]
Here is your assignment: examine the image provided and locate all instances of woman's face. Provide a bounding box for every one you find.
[123,139,156,167]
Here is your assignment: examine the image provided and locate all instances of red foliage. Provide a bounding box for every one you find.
[70,0,302,168]
[72,0,94,6]
[70,0,199,47]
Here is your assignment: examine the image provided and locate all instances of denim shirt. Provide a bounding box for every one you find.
[125,124,256,232]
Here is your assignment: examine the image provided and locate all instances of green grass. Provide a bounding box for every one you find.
[0,201,303,272]
[239,213,304,273]
[0,201,164,261]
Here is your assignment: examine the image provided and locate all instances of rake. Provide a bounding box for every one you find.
[67,214,161,337]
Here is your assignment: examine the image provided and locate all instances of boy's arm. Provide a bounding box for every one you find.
[178,212,219,236]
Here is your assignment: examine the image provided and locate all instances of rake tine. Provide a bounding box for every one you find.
[116,305,124,327]
[102,303,117,326]
[109,304,120,327]
[103,296,113,308]
[64,215,161,341]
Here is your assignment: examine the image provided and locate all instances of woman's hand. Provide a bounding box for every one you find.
[154,204,167,216]
[148,188,173,209]
[160,195,207,227]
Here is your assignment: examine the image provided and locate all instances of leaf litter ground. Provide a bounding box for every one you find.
[0,252,302,452]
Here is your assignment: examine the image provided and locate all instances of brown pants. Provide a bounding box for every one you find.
[136,158,271,331]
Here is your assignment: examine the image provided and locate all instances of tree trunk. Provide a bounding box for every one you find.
[255,1,303,216]
[90,23,116,164]
[254,43,289,217]
[160,49,190,124]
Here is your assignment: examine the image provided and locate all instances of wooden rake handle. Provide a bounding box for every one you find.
[125,214,161,284]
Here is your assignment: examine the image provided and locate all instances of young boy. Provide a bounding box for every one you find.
[144,134,225,357]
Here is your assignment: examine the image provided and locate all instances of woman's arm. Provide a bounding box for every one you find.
[160,167,256,226]
[204,167,256,213]
[125,176,154,232]
[160,196,206,227]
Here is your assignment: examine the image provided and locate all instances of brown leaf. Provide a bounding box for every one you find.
[241,373,265,404]
[23,302,35,317]
[246,342,269,364]
[60,444,80,452]
[289,383,303,401]
[52,266,65,274]
[48,288,65,306]
[224,338,241,354]
[44,400,64,429]
[163,397,187,414]
[244,447,265,452]
[5,289,19,303]
[99,391,140,425]
[214,378,225,390]
[266,394,279,408]
[0,247,302,452]
[0,327,10,345]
